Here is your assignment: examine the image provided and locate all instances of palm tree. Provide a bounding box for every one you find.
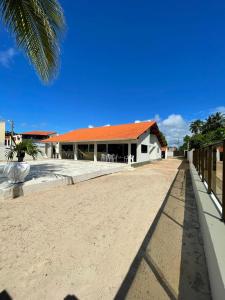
[6,140,42,162]
[0,0,65,83]
[189,120,204,134]
[202,112,225,133]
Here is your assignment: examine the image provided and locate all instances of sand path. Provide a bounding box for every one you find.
[0,159,181,300]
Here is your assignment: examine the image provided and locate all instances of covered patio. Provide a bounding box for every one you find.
[56,142,137,164]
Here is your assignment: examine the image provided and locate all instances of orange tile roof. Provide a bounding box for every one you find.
[22,131,56,136]
[43,121,162,144]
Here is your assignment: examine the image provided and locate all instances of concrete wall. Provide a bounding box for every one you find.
[187,150,194,163]
[0,145,7,161]
[190,165,225,300]
[0,121,5,146]
[137,129,161,163]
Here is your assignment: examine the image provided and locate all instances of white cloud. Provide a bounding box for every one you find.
[0,48,16,67]
[88,125,94,128]
[133,114,189,146]
[158,114,189,146]
[134,119,152,123]
[161,114,186,127]
[104,124,111,126]
[213,106,225,114]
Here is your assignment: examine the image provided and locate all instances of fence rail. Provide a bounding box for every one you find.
[193,140,225,221]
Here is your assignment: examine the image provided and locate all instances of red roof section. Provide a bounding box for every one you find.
[22,131,56,136]
[43,121,162,143]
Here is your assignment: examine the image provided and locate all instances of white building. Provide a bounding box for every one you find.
[43,121,166,165]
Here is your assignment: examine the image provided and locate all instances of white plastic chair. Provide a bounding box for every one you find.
[106,154,110,162]
[101,153,106,161]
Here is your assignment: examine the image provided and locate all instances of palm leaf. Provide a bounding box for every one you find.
[0,0,65,82]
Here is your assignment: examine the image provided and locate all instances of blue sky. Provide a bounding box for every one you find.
[0,0,225,145]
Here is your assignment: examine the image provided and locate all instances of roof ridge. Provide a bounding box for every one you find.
[72,120,155,131]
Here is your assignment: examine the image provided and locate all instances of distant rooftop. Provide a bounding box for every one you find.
[21,131,56,136]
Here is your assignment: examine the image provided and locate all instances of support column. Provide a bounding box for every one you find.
[165,148,168,159]
[74,143,78,160]
[94,143,97,162]
[128,142,131,164]
[58,143,62,159]
[216,148,220,161]
[44,143,47,157]
[50,143,53,158]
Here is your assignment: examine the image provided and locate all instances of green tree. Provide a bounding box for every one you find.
[179,135,190,151]
[159,131,167,146]
[189,119,204,134]
[202,112,225,133]
[0,0,65,83]
[189,134,206,149]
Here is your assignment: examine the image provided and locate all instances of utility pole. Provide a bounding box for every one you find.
[8,120,14,146]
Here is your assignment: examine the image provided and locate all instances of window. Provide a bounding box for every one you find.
[97,144,107,152]
[89,144,94,152]
[141,144,148,153]
[78,144,88,152]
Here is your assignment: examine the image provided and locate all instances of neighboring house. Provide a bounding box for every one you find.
[5,132,12,147]
[217,146,224,162]
[167,146,179,157]
[15,131,56,144]
[161,146,168,159]
[0,126,57,160]
[16,131,57,158]
[43,121,166,164]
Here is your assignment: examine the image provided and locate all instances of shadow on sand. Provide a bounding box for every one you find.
[115,160,211,300]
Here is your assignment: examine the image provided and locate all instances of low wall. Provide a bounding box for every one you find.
[190,164,225,300]
[187,150,194,163]
[0,145,7,161]
[0,145,46,162]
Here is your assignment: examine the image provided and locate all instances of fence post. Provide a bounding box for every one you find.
[198,149,202,176]
[201,149,204,182]
[207,146,212,194]
[222,140,225,221]
[197,149,199,171]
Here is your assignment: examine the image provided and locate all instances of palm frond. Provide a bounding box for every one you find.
[0,0,65,82]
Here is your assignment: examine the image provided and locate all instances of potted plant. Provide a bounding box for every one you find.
[3,140,42,184]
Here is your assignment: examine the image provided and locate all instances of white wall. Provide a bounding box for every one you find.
[167,151,174,157]
[187,150,193,163]
[0,121,5,146]
[0,145,7,161]
[149,134,162,160]
[137,130,161,163]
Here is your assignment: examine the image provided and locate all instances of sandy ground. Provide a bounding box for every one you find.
[0,159,181,300]
[119,160,211,300]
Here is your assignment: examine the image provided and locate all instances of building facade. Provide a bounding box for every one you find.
[43,121,166,164]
